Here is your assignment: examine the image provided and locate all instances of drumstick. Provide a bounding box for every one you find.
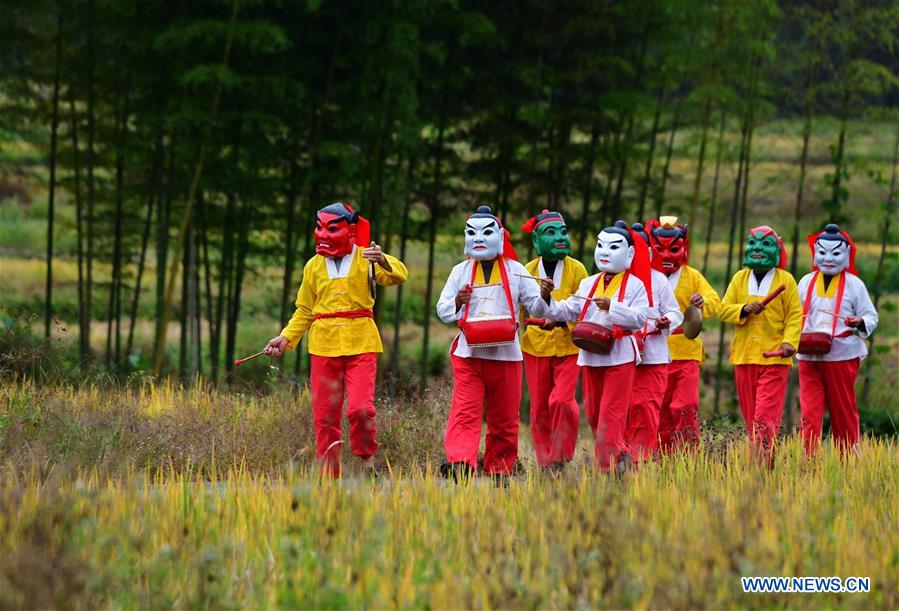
[818,308,851,322]
[523,318,546,326]
[514,273,543,282]
[763,349,786,358]
[234,351,266,367]
[471,282,502,289]
[760,283,786,307]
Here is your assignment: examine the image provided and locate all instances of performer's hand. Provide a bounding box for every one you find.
[455,284,473,310]
[689,293,704,309]
[264,335,290,357]
[845,316,862,328]
[742,301,765,316]
[540,320,557,331]
[594,296,611,311]
[780,343,796,358]
[657,315,671,328]
[539,278,555,300]
[362,241,391,270]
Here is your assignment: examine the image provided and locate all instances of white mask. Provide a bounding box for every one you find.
[464,217,503,261]
[814,238,849,275]
[594,230,634,274]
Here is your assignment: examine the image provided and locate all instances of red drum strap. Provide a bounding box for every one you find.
[577,271,630,322]
[802,271,846,338]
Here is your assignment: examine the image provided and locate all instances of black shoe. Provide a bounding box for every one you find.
[439,461,474,482]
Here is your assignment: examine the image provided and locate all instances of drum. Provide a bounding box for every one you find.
[798,332,832,355]
[682,305,703,339]
[461,316,518,348]
[572,321,614,354]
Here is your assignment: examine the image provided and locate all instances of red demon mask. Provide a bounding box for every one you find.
[314,202,369,258]
[646,216,689,275]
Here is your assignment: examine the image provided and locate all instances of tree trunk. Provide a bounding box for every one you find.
[44,5,63,340]
[67,93,89,363]
[702,110,726,275]
[713,106,752,416]
[154,135,174,369]
[637,78,665,221]
[125,146,158,361]
[861,128,898,404]
[655,98,681,217]
[688,98,713,229]
[790,59,819,277]
[85,0,97,362]
[577,125,599,261]
[389,156,414,395]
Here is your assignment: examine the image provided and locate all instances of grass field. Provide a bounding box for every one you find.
[1,381,898,608]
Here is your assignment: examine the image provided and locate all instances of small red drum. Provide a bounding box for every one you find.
[572,321,614,354]
[798,332,832,355]
[461,316,518,348]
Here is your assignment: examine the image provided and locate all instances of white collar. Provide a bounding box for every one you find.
[666,266,683,291]
[538,257,565,287]
[325,245,358,279]
[747,267,775,296]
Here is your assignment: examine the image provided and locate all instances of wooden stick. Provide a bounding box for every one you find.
[513,273,543,282]
[763,349,786,358]
[234,350,266,367]
[471,282,502,289]
[523,318,546,326]
[760,283,786,307]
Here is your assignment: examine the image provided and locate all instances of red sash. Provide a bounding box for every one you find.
[314,310,374,320]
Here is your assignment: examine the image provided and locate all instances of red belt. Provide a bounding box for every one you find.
[834,330,854,338]
[314,310,374,320]
[671,328,684,335]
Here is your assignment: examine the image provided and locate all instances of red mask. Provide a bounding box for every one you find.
[314,212,357,257]
[650,234,688,274]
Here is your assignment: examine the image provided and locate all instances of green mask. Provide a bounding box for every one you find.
[743,231,780,270]
[533,221,570,261]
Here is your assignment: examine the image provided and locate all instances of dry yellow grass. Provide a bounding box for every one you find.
[0,381,897,609]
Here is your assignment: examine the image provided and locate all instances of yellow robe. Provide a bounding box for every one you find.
[520,256,588,358]
[280,248,407,356]
[666,265,722,362]
[719,268,802,367]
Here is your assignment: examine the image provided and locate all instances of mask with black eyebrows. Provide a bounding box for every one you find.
[464,207,504,261]
[814,224,851,276]
[594,221,635,274]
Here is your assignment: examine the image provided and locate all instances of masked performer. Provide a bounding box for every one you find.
[436,206,554,478]
[519,210,588,470]
[548,221,650,473]
[644,216,721,451]
[719,226,802,465]
[797,224,877,455]
[263,203,408,477]
[624,222,684,462]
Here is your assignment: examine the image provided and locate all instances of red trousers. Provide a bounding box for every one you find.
[445,355,523,474]
[625,364,668,462]
[583,362,636,472]
[524,353,581,466]
[734,364,790,465]
[658,360,701,451]
[310,353,378,477]
[799,358,860,455]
